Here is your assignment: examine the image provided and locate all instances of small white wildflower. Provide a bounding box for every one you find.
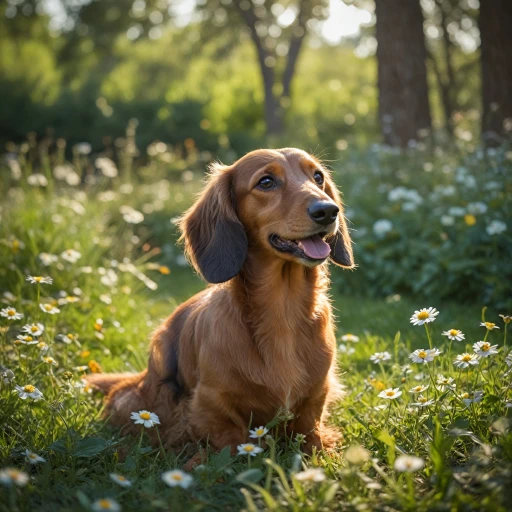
[25,449,46,464]
[341,334,360,343]
[394,455,424,472]
[294,468,326,482]
[338,344,355,355]
[436,375,456,391]
[370,351,392,363]
[0,307,23,320]
[237,443,263,457]
[480,321,499,331]
[249,426,268,439]
[16,335,38,345]
[442,329,465,341]
[453,353,479,368]
[22,323,44,336]
[26,276,53,285]
[409,384,429,394]
[61,249,82,263]
[473,341,499,357]
[15,384,43,401]
[130,410,160,428]
[109,473,132,488]
[411,395,435,407]
[161,469,193,488]
[373,219,393,237]
[378,388,402,400]
[38,253,58,266]
[486,220,507,236]
[0,468,30,487]
[91,498,121,512]
[410,307,439,326]
[39,303,60,315]
[409,348,441,364]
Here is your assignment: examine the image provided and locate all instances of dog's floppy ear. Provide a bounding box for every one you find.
[178,163,248,283]
[324,173,354,268]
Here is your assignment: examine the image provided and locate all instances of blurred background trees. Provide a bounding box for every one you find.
[0,0,510,154]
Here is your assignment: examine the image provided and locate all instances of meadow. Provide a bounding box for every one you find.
[0,138,511,512]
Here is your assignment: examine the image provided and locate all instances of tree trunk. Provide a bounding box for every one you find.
[479,0,512,142]
[375,0,432,147]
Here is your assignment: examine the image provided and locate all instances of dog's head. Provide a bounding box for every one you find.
[179,148,354,283]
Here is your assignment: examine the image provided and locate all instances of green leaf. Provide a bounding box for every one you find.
[236,469,264,484]
[214,446,232,470]
[73,437,108,458]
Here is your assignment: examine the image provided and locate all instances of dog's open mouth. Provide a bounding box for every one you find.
[269,233,331,260]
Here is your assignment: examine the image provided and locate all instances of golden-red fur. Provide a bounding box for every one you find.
[87,148,354,457]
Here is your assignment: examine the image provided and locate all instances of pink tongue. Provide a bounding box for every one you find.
[297,235,331,259]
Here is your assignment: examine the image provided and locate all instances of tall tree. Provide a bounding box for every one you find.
[375,0,432,147]
[479,0,512,142]
[201,0,328,136]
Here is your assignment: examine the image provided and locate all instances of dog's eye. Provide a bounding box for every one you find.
[313,171,324,185]
[257,176,275,190]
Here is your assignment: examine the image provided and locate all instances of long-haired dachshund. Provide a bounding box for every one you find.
[87,148,354,458]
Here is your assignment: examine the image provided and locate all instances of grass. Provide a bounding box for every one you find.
[1,157,512,512]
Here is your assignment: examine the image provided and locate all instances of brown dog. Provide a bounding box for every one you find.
[87,148,354,457]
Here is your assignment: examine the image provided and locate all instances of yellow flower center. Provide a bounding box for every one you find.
[7,309,15,316]
[461,393,469,399]
[29,454,37,459]
[418,350,427,359]
[418,397,428,403]
[481,343,490,351]
[139,412,151,420]
[256,429,264,435]
[171,474,183,481]
[37,342,46,349]
[244,445,255,452]
[67,334,74,340]
[117,476,126,481]
[485,322,495,329]
[44,305,52,311]
[449,329,458,336]
[24,385,35,393]
[34,277,43,282]
[417,312,429,320]
[25,336,33,341]
[98,500,111,509]
[462,354,471,362]
[31,326,38,332]
[386,391,395,397]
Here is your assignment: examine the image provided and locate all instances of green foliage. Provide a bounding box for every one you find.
[331,142,512,308]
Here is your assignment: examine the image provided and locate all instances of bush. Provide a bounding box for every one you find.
[332,142,512,308]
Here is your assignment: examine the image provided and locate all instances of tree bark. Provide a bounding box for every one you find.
[479,0,512,142]
[375,0,432,147]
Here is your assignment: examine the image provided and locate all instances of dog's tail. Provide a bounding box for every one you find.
[85,373,137,394]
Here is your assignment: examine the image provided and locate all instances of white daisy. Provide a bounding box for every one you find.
[26,276,53,285]
[460,391,484,406]
[61,249,82,263]
[341,334,360,343]
[249,426,268,439]
[42,356,58,367]
[378,388,402,400]
[161,469,193,488]
[15,384,43,401]
[22,323,44,336]
[369,351,392,363]
[38,253,58,266]
[436,375,456,391]
[39,303,60,315]
[409,384,429,394]
[25,449,46,464]
[130,410,160,428]
[394,455,424,472]
[453,353,479,368]
[237,443,263,456]
[294,468,326,482]
[410,307,439,326]
[442,329,465,342]
[409,348,441,364]
[109,473,132,488]
[411,395,435,407]
[0,307,23,320]
[338,344,355,355]
[473,341,499,357]
[0,468,30,487]
[16,335,38,345]
[480,321,499,331]
[91,498,121,512]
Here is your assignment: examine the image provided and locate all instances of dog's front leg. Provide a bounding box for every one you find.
[292,391,341,453]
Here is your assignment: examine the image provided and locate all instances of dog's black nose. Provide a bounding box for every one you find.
[308,201,339,226]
